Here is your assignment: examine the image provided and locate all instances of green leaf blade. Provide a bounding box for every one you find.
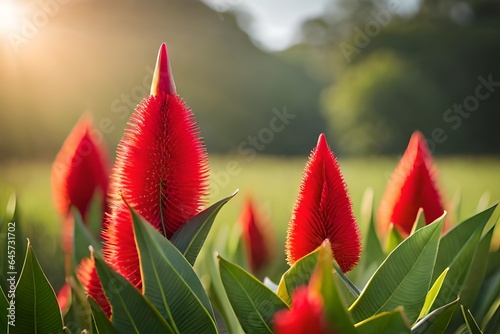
[13,241,63,334]
[171,192,236,265]
[218,255,288,333]
[94,255,174,334]
[131,207,217,334]
[349,214,445,324]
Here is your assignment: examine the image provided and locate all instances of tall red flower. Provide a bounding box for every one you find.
[377,131,445,237]
[80,43,209,310]
[286,134,360,273]
[51,115,110,220]
[274,286,331,334]
[239,197,273,274]
[51,116,110,255]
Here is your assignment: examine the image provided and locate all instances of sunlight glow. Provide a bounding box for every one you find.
[0,1,21,32]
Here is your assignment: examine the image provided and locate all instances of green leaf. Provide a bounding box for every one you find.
[130,206,217,333]
[73,208,102,266]
[309,240,357,334]
[417,267,449,321]
[171,191,237,265]
[88,296,120,334]
[62,278,93,333]
[355,307,410,333]
[410,208,427,235]
[275,248,319,306]
[483,303,499,334]
[349,213,444,324]
[86,189,105,238]
[355,189,385,287]
[474,270,500,327]
[218,255,288,333]
[13,241,63,333]
[93,255,174,334]
[411,298,459,334]
[461,225,495,310]
[1,284,9,331]
[385,223,405,254]
[461,305,483,334]
[334,264,361,298]
[431,205,496,309]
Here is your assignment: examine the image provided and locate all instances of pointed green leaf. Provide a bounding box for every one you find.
[461,305,483,334]
[88,296,120,334]
[417,267,449,321]
[410,208,427,235]
[385,223,405,254]
[13,241,63,333]
[309,241,357,334]
[474,270,500,327]
[218,255,288,333]
[355,307,410,333]
[94,255,174,334]
[349,213,444,324]
[130,206,217,333]
[73,208,102,267]
[431,206,496,309]
[461,225,495,309]
[433,204,496,282]
[276,248,319,306]
[171,191,237,265]
[204,249,244,334]
[412,298,459,334]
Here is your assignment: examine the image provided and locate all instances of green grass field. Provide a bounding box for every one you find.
[1,156,499,288]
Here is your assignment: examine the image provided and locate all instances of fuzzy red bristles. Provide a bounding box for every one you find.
[377,131,445,237]
[96,43,209,289]
[286,134,360,273]
[51,115,109,220]
[77,257,111,316]
[239,197,273,273]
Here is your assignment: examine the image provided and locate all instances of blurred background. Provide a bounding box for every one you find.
[1,0,499,288]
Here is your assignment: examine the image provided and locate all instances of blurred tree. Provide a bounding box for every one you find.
[298,0,500,154]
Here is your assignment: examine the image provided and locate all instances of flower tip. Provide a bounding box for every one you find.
[151,43,176,96]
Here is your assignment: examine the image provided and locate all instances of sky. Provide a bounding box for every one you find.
[202,0,421,51]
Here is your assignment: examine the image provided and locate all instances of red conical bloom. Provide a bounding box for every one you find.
[239,197,273,274]
[377,131,446,237]
[286,134,360,273]
[274,286,330,334]
[77,256,111,316]
[97,43,209,289]
[56,283,71,314]
[51,115,110,220]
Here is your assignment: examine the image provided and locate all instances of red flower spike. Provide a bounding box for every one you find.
[56,283,71,314]
[51,115,110,220]
[77,256,111,317]
[274,286,331,334]
[377,131,446,237]
[286,134,361,273]
[239,197,273,273]
[98,43,209,288]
